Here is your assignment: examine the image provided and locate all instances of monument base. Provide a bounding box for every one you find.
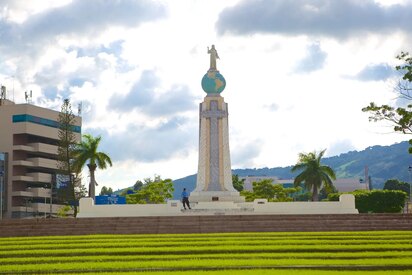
[77,194,358,218]
[189,191,245,203]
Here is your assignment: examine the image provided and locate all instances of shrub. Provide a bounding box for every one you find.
[240,190,256,202]
[57,205,72,217]
[294,192,312,201]
[327,190,407,213]
[327,193,340,201]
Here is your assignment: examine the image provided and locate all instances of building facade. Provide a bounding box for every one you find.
[0,97,81,219]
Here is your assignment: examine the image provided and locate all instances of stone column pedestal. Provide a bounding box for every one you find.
[190,94,245,203]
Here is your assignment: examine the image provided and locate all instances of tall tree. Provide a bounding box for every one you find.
[73,134,112,199]
[127,176,174,204]
[134,180,143,192]
[232,174,245,192]
[252,179,277,200]
[240,179,299,202]
[57,99,84,216]
[99,186,113,196]
[291,149,336,201]
[362,51,412,152]
[384,179,410,197]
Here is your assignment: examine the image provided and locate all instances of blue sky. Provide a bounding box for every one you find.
[0,0,411,192]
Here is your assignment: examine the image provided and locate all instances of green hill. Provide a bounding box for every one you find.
[173,140,412,199]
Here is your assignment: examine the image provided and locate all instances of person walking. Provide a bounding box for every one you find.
[181,188,191,210]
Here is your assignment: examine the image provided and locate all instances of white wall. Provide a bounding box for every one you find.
[78,194,358,217]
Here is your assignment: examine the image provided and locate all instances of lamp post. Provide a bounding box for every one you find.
[24,198,28,216]
[409,166,412,202]
[50,182,53,218]
[0,171,3,220]
[43,185,47,218]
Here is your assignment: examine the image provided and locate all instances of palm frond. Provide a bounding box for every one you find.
[290,149,336,201]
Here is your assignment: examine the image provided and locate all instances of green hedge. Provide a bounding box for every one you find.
[327,190,407,213]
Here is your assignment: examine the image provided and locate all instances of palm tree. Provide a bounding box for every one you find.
[291,149,336,201]
[73,134,112,200]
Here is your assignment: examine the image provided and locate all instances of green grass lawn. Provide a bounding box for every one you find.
[0,231,412,274]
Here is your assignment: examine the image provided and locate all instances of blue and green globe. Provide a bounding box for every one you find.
[201,70,226,94]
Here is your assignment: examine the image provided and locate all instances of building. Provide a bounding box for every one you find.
[0,92,81,219]
[241,176,369,193]
[333,178,369,192]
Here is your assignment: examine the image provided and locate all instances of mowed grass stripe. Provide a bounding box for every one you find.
[1,235,411,247]
[1,258,412,273]
[2,238,411,252]
[2,230,412,243]
[1,232,411,247]
[2,251,412,265]
[2,233,412,245]
[0,231,412,243]
[59,271,412,275]
[2,243,412,258]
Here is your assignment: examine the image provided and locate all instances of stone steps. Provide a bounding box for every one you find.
[0,214,411,237]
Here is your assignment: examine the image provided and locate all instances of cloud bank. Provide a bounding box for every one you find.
[1,0,166,54]
[353,63,397,81]
[87,116,196,162]
[0,0,166,88]
[217,0,412,38]
[109,70,196,117]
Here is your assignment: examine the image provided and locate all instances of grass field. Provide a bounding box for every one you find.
[0,231,412,274]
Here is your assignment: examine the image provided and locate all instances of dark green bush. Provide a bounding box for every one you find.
[327,193,340,201]
[384,179,410,197]
[327,190,407,213]
[294,192,312,201]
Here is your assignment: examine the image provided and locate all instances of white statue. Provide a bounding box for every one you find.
[207,45,220,70]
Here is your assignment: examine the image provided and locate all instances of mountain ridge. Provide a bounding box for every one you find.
[172,140,412,199]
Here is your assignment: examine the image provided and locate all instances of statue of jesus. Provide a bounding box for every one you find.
[208,45,219,70]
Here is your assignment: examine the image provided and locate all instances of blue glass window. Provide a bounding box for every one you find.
[12,114,81,133]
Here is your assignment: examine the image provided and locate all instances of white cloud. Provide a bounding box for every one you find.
[326,140,356,157]
[231,140,263,168]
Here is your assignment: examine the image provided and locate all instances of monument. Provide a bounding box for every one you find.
[77,45,358,217]
[189,45,245,203]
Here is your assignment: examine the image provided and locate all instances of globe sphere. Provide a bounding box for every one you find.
[201,70,226,94]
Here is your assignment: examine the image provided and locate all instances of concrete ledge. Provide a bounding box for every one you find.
[190,191,245,203]
[77,198,182,218]
[77,194,358,217]
[193,201,241,210]
[240,194,358,214]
